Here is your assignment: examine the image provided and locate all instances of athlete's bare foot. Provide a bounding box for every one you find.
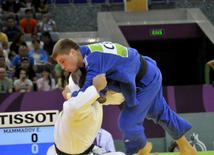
[137,142,152,155]
[179,144,197,155]
[176,136,197,155]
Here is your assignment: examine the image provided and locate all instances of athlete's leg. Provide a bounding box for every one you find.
[118,65,162,155]
[146,80,196,154]
[137,142,152,155]
[146,94,192,140]
[176,136,197,155]
[118,103,148,155]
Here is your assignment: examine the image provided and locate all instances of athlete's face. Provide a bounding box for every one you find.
[56,49,79,73]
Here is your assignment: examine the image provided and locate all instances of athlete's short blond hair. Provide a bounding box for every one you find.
[52,38,80,60]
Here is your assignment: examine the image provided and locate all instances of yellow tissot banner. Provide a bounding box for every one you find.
[125,0,148,11]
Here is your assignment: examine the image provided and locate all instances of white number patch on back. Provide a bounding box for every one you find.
[87,42,128,58]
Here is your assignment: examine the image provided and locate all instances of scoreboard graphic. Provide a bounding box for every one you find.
[0,110,58,155]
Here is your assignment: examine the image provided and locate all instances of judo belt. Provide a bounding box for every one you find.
[55,143,95,155]
[136,54,147,82]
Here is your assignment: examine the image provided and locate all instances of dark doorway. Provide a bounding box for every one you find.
[128,38,203,86]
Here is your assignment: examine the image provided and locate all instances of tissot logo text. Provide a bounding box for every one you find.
[0,110,58,128]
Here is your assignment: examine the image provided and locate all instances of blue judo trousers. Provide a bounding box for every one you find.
[118,56,192,155]
[72,42,192,155]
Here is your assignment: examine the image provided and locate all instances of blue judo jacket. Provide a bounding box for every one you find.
[72,42,156,107]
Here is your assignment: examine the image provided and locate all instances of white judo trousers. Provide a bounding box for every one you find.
[47,75,125,155]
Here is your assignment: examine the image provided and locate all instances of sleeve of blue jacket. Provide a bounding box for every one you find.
[71,45,129,98]
[72,52,114,97]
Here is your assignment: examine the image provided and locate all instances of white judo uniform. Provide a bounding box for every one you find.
[47,75,125,155]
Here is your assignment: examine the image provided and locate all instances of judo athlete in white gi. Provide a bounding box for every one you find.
[47,73,125,155]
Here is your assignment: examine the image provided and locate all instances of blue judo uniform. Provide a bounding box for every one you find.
[72,42,192,155]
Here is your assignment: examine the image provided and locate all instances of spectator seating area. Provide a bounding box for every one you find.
[0,0,211,7]
[5,32,60,47]
[3,29,61,92]
[0,0,124,6]
[0,0,212,93]
[53,0,124,6]
[0,0,208,11]
[34,0,211,6]
[0,0,62,93]
[0,8,42,30]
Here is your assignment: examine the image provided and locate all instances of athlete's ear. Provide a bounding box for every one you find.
[69,49,76,56]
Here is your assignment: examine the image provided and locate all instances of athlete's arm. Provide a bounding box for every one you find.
[72,53,110,97]
[63,74,107,118]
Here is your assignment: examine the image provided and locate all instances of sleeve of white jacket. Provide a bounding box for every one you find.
[68,74,125,106]
[63,85,100,119]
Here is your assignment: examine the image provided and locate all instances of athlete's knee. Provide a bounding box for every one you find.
[119,122,144,138]
[118,120,131,133]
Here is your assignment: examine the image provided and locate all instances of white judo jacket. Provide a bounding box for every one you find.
[47,75,125,155]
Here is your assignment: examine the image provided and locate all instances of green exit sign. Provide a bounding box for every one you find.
[150,29,165,36]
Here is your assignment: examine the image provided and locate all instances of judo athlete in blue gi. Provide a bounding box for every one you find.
[52,39,197,155]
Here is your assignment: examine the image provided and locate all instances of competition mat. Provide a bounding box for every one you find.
[149,151,214,155]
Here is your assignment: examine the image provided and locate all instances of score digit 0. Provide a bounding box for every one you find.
[32,133,38,143]
[32,133,39,154]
